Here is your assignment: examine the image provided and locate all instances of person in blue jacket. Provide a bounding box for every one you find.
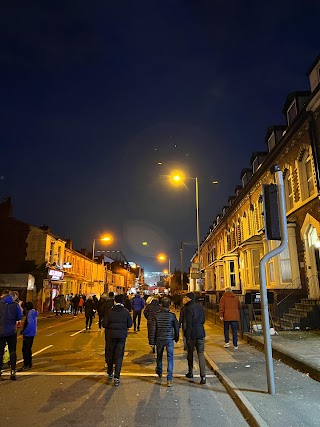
[18,302,38,372]
[0,290,23,380]
[131,291,145,332]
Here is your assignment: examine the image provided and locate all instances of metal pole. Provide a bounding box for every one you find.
[195,177,201,291]
[168,258,171,275]
[259,165,288,395]
[180,241,183,290]
[92,239,95,261]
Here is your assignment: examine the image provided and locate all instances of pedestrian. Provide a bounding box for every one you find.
[96,293,108,330]
[179,295,188,351]
[84,296,95,330]
[72,294,80,316]
[60,294,66,316]
[152,297,179,387]
[0,290,23,380]
[78,295,84,313]
[131,291,145,332]
[123,294,132,312]
[53,294,61,317]
[18,301,38,371]
[102,292,115,365]
[184,292,206,384]
[219,287,241,349]
[144,296,161,353]
[103,294,133,386]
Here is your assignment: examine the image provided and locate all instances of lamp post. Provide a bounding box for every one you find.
[171,173,218,291]
[92,235,113,261]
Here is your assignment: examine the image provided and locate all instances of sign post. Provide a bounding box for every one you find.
[260,164,288,395]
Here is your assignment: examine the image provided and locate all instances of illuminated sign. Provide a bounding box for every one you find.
[48,269,64,281]
[63,262,72,269]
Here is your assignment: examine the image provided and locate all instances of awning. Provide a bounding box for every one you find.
[0,274,35,291]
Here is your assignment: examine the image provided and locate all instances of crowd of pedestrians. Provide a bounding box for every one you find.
[1,287,241,389]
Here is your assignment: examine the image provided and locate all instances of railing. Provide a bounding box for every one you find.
[273,277,304,329]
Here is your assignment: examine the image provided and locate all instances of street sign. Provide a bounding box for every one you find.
[192,263,200,269]
[191,273,201,279]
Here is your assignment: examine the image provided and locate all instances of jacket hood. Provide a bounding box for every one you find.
[224,292,236,298]
[2,295,14,304]
[112,304,125,311]
[29,309,38,319]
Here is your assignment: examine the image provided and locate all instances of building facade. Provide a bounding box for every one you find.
[191,56,320,310]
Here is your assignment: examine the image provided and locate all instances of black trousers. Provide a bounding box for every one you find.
[22,336,34,368]
[133,310,142,330]
[0,333,17,371]
[187,338,206,378]
[98,315,104,329]
[86,316,93,328]
[106,337,126,379]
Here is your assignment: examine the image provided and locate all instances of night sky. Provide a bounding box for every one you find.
[1,1,319,273]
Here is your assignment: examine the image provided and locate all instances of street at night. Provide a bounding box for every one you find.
[0,313,248,427]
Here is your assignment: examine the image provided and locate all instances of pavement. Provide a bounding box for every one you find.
[203,312,320,427]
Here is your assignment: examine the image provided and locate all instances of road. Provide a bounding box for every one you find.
[0,312,249,427]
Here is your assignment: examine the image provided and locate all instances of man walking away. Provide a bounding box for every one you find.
[219,287,241,349]
[84,296,95,330]
[144,296,161,353]
[103,294,132,386]
[152,297,179,387]
[72,294,80,316]
[97,293,108,330]
[184,292,206,384]
[131,291,145,332]
[0,290,23,380]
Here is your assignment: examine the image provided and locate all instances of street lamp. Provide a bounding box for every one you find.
[170,172,218,291]
[157,254,170,275]
[92,234,113,260]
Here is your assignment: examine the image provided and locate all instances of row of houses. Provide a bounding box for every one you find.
[0,199,141,311]
[189,55,320,328]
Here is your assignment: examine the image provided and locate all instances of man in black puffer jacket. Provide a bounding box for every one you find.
[152,298,179,387]
[184,292,206,384]
[103,294,132,386]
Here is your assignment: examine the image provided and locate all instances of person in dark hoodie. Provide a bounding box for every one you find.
[18,302,38,371]
[144,296,161,353]
[219,287,241,349]
[184,292,206,384]
[131,291,145,332]
[84,296,95,330]
[103,294,132,386]
[0,290,23,380]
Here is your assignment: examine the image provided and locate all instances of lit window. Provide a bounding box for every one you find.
[285,170,294,211]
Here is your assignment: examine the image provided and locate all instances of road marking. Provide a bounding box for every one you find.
[1,371,215,377]
[70,328,86,336]
[16,345,53,365]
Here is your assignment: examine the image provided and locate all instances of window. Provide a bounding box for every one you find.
[252,158,259,173]
[57,246,61,265]
[229,261,236,287]
[287,99,297,126]
[280,246,292,283]
[285,170,294,211]
[50,242,55,263]
[252,249,260,286]
[268,133,276,151]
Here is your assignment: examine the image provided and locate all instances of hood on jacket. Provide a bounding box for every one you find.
[28,309,38,319]
[224,292,237,299]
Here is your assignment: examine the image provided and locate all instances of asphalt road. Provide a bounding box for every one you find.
[0,312,249,427]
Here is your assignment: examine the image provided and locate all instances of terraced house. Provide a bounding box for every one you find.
[192,55,320,329]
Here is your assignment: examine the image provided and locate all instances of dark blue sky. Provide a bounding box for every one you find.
[1,1,319,272]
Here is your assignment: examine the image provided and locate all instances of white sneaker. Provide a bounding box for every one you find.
[234,346,238,350]
[224,343,230,348]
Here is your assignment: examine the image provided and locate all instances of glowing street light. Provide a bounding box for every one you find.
[92,234,114,260]
[157,253,171,275]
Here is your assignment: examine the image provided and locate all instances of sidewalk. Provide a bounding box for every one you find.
[204,318,320,427]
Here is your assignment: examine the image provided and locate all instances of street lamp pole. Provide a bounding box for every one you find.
[195,177,201,290]
[92,239,96,261]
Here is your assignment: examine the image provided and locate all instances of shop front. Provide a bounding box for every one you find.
[42,269,65,312]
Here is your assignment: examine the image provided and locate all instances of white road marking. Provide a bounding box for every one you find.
[16,345,53,365]
[70,328,86,336]
[1,371,215,377]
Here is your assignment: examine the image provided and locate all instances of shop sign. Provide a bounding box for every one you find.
[48,269,64,281]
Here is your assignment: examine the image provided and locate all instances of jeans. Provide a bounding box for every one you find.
[186,338,206,378]
[106,337,126,379]
[156,339,174,381]
[133,310,142,330]
[0,334,17,371]
[22,336,34,367]
[224,321,238,346]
